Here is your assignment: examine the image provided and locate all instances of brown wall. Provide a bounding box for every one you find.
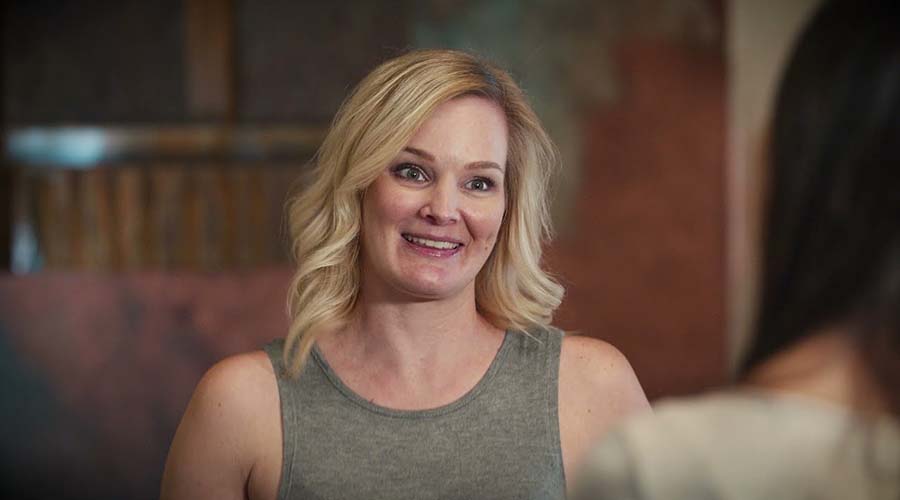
[0,271,291,499]
[551,37,726,399]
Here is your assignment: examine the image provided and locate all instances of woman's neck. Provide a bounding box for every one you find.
[745,329,892,415]
[315,285,505,408]
[348,289,488,359]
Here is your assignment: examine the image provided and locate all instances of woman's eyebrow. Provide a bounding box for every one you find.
[403,147,435,161]
[466,161,504,173]
[404,146,504,173]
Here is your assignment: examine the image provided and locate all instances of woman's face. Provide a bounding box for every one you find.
[360,95,508,302]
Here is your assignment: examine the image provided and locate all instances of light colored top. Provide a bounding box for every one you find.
[264,327,566,500]
[572,391,900,500]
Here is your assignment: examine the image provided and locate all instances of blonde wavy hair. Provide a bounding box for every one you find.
[283,49,564,376]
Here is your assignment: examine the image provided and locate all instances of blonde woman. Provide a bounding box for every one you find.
[161,49,649,500]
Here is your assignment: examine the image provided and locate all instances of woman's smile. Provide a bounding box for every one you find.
[402,233,464,255]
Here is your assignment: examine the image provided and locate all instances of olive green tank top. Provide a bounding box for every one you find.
[263,327,566,500]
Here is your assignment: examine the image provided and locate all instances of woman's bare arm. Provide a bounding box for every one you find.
[558,335,650,485]
[160,352,281,500]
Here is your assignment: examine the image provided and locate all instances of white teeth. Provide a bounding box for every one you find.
[403,235,460,250]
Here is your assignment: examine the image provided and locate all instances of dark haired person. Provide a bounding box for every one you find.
[572,1,900,498]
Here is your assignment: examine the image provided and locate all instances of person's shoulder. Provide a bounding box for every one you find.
[572,391,883,500]
[161,351,280,498]
[192,350,279,421]
[557,335,650,488]
[206,349,276,383]
[206,349,276,379]
[183,350,277,433]
[570,394,733,500]
[559,334,649,411]
[647,390,895,452]
[560,334,629,368]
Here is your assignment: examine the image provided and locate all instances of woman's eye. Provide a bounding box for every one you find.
[394,164,427,182]
[466,178,494,191]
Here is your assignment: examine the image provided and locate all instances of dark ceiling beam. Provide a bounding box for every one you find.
[184,0,236,121]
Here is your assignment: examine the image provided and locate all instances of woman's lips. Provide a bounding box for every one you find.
[401,233,463,257]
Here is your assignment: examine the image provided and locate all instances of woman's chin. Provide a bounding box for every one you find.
[390,278,470,302]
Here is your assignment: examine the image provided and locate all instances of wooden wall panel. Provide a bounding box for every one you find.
[115,166,145,268]
[20,165,301,271]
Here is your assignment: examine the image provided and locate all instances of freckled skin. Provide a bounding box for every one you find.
[360,96,509,302]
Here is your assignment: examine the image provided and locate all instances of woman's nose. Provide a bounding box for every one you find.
[419,180,459,225]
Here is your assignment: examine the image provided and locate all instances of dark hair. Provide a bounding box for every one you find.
[740,0,900,411]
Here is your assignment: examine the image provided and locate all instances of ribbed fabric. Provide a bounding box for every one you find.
[263,327,565,500]
[572,391,900,500]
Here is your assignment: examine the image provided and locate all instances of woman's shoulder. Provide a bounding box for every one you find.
[182,350,280,438]
[178,350,281,456]
[555,333,650,486]
[161,351,281,498]
[558,334,648,409]
[200,350,278,398]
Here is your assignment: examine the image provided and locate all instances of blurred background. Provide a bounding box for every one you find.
[1,0,820,498]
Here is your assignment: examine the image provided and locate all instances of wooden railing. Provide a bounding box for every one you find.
[6,125,324,272]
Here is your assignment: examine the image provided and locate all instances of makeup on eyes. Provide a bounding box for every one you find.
[391,164,500,194]
[391,163,429,182]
